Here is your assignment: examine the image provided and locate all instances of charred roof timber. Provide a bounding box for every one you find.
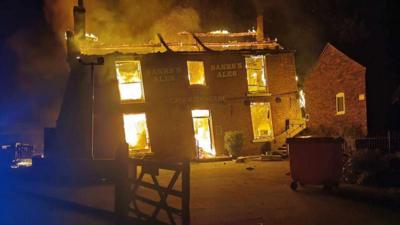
[157,34,173,52]
[68,3,284,56]
[191,34,214,52]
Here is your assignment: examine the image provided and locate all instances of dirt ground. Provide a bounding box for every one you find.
[1,160,399,225]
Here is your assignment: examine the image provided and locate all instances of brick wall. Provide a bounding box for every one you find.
[268,53,303,139]
[304,43,367,136]
[56,51,303,159]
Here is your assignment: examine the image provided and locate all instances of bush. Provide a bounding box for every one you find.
[346,149,400,187]
[224,131,244,158]
[352,149,386,174]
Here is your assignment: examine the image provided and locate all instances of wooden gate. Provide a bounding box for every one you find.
[128,158,190,225]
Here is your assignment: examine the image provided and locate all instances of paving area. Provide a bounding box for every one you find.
[1,160,400,225]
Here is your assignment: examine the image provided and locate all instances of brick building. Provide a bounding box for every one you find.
[46,1,305,160]
[304,43,367,136]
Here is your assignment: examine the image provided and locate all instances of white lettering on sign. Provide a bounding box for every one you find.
[146,67,183,83]
[210,63,243,79]
[154,75,176,82]
[217,70,238,78]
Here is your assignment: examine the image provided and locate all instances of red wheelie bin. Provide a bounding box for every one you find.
[287,137,344,190]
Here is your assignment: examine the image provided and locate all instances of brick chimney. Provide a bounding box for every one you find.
[256,15,264,42]
[73,0,86,39]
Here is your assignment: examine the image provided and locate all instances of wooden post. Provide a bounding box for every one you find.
[182,159,190,225]
[115,142,129,225]
[388,130,391,153]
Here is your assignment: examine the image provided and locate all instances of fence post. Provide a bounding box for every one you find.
[115,142,129,225]
[182,159,190,225]
[388,131,391,153]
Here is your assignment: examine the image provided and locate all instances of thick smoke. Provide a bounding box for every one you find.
[44,0,201,44]
[4,0,326,150]
[8,0,201,122]
[6,24,69,131]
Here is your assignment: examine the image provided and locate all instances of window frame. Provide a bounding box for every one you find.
[245,55,268,95]
[187,61,206,86]
[250,102,274,142]
[191,109,216,159]
[336,92,346,115]
[123,113,151,154]
[115,60,146,102]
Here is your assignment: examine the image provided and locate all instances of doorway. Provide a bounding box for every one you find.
[191,109,215,159]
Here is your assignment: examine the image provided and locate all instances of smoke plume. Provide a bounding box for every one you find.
[44,0,201,44]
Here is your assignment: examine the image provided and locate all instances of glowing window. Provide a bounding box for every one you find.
[115,61,145,101]
[299,89,306,108]
[192,109,210,117]
[187,61,206,85]
[250,102,274,140]
[336,92,345,115]
[246,55,267,93]
[123,113,151,153]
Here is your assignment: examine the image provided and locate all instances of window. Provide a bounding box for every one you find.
[246,55,267,93]
[123,113,151,153]
[250,102,274,141]
[115,61,145,101]
[336,92,345,115]
[187,61,206,85]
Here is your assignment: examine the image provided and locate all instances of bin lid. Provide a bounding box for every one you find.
[286,136,344,144]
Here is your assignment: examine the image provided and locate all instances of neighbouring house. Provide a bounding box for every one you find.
[304,43,367,137]
[45,1,305,161]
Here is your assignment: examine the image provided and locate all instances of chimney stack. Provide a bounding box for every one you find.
[256,15,264,42]
[73,0,86,40]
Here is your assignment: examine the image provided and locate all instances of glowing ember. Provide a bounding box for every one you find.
[85,33,99,42]
[210,29,230,34]
[248,28,256,33]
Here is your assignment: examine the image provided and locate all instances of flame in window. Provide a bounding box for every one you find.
[116,61,145,101]
[187,61,206,85]
[123,114,150,152]
[192,110,215,158]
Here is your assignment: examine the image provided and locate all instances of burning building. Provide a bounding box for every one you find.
[45,0,305,160]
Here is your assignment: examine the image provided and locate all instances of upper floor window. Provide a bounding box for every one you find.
[187,61,206,85]
[115,61,145,101]
[245,55,267,93]
[336,92,345,115]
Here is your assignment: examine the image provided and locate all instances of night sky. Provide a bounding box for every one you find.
[0,0,399,139]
